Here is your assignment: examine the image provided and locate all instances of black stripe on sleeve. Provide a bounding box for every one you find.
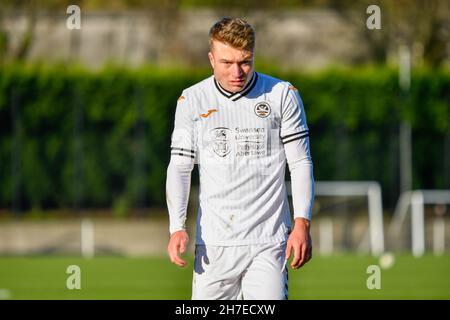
[171,147,195,155]
[171,152,195,159]
[282,133,310,145]
[281,130,309,142]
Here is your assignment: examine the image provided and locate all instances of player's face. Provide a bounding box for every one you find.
[208,40,254,93]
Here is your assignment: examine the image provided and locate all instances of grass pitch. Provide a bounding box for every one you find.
[0,254,449,300]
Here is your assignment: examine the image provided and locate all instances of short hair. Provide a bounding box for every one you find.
[209,17,255,52]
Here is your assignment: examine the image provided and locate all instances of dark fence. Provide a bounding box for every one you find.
[0,64,449,213]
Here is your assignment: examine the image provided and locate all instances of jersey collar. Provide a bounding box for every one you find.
[214,72,258,101]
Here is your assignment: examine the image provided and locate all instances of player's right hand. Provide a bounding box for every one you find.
[168,230,189,267]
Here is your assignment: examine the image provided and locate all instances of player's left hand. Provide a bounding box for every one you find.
[168,230,190,268]
[285,217,312,269]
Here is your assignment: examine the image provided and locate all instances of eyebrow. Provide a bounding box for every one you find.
[219,57,253,63]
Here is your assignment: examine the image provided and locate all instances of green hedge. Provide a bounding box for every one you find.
[0,64,449,212]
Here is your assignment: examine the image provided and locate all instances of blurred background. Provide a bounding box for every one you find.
[0,0,449,299]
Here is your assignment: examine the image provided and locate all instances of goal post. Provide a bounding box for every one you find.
[286,181,385,256]
[81,218,95,258]
[388,190,450,257]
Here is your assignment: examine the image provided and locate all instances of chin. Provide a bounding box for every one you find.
[229,84,244,92]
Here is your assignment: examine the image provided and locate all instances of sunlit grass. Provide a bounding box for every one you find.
[0,254,449,300]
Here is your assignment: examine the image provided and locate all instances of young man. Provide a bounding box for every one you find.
[166,17,314,300]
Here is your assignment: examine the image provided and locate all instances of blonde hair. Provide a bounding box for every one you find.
[209,17,255,52]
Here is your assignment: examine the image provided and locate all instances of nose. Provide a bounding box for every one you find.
[231,63,243,78]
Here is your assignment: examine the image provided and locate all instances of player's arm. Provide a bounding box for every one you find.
[166,163,192,267]
[281,85,315,269]
[166,92,196,267]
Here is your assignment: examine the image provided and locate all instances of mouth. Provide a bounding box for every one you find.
[230,79,245,86]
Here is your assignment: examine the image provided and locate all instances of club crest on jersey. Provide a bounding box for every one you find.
[254,102,271,118]
[210,127,232,157]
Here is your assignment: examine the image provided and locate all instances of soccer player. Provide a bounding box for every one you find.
[166,17,314,300]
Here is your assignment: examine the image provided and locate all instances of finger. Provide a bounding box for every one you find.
[290,243,301,269]
[168,247,177,263]
[167,242,178,260]
[172,237,184,255]
[298,241,314,268]
[169,248,187,267]
[304,241,312,261]
[285,241,292,260]
[307,244,312,262]
[168,242,185,266]
[297,243,308,268]
[173,255,187,267]
[180,237,187,253]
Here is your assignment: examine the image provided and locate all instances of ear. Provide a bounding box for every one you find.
[208,51,215,69]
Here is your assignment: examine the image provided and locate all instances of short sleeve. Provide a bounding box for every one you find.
[280,84,309,145]
[170,91,197,163]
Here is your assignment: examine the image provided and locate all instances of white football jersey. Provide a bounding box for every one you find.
[168,72,312,246]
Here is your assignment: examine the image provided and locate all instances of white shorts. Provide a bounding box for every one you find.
[192,243,288,300]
